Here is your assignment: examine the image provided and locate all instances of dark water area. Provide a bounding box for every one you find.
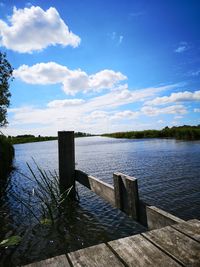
[0,137,200,266]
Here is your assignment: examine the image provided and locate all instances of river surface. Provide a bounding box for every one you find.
[0,137,200,266]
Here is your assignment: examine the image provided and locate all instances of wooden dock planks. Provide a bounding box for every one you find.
[172,219,200,243]
[22,219,200,267]
[108,234,181,266]
[68,243,125,267]
[24,255,70,267]
[143,223,200,267]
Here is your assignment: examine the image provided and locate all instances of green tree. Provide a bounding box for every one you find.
[0,52,13,127]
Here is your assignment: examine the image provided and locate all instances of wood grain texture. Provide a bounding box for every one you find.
[172,219,200,243]
[108,233,181,267]
[143,225,200,266]
[22,255,70,267]
[75,170,115,206]
[68,243,125,267]
[146,206,185,230]
[113,172,139,220]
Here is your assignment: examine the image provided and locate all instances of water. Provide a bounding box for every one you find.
[0,137,200,266]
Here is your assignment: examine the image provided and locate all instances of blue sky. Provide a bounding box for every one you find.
[0,0,200,135]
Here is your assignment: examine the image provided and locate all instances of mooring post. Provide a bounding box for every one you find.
[58,131,76,199]
[113,172,139,220]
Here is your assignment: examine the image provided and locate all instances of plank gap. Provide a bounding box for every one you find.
[105,242,129,267]
[141,233,186,267]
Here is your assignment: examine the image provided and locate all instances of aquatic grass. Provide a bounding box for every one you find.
[10,161,73,226]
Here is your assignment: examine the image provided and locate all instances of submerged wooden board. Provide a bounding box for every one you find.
[75,170,115,206]
[68,243,125,267]
[172,219,200,243]
[108,233,181,267]
[23,255,70,267]
[143,225,200,266]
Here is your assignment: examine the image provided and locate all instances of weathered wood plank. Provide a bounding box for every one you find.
[68,243,125,267]
[172,219,200,243]
[113,172,139,220]
[108,233,181,266]
[22,255,70,267]
[146,206,185,230]
[58,131,75,198]
[75,170,115,206]
[143,225,200,266]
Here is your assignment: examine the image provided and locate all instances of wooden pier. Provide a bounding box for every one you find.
[23,219,200,266]
[22,131,200,266]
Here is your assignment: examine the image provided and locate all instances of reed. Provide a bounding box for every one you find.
[11,160,72,226]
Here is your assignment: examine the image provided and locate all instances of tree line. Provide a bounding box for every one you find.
[102,125,200,140]
[9,132,93,144]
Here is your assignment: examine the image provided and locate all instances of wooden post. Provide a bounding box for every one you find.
[113,172,139,220]
[58,131,76,199]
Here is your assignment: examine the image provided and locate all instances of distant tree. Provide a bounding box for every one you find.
[0,52,13,127]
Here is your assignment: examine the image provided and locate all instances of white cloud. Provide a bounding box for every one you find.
[174,115,183,119]
[119,35,123,44]
[145,90,200,106]
[110,32,123,45]
[47,99,85,108]
[110,110,139,120]
[86,84,178,110]
[7,83,180,129]
[14,62,70,84]
[5,81,184,135]
[141,105,187,116]
[194,108,200,113]
[0,6,80,53]
[89,70,126,90]
[174,42,188,53]
[191,70,200,76]
[14,62,127,95]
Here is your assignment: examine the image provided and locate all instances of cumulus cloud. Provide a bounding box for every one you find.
[145,90,200,106]
[14,62,127,94]
[194,108,200,113]
[14,62,70,84]
[0,6,80,53]
[141,105,187,116]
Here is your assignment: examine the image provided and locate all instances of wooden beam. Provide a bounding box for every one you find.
[146,206,185,230]
[113,172,139,220]
[58,131,75,198]
[75,170,115,206]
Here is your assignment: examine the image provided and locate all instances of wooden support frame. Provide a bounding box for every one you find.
[75,170,115,206]
[113,172,139,220]
[146,206,185,230]
[57,131,186,229]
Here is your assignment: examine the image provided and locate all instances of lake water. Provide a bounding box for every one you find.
[1,137,200,266]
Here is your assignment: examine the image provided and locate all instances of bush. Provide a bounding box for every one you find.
[0,135,14,181]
